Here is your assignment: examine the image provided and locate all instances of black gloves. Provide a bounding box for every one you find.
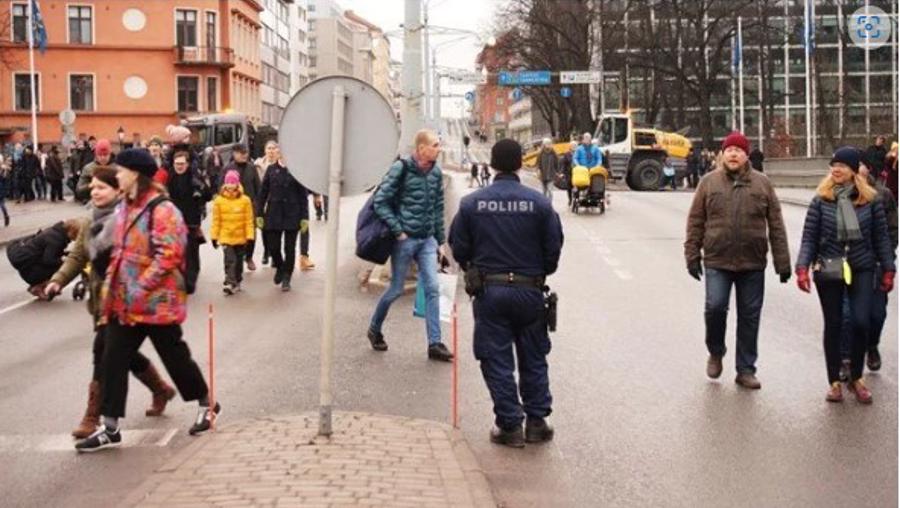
[779,272,791,284]
[212,240,219,249]
[688,261,703,281]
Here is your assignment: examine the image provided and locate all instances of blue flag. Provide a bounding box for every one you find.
[803,0,815,54]
[732,29,742,74]
[31,0,48,54]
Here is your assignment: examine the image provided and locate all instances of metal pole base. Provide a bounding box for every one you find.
[319,405,332,437]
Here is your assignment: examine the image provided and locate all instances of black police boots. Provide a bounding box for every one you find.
[490,426,525,448]
[367,329,388,351]
[525,417,554,444]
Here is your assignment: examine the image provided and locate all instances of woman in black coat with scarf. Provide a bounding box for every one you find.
[795,147,896,404]
[256,141,308,292]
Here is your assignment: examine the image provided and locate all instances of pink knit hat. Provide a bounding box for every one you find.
[223,170,240,186]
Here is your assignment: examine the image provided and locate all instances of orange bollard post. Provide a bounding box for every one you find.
[208,303,216,432]
[451,303,459,429]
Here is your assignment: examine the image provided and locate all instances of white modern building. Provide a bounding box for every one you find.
[259,0,310,127]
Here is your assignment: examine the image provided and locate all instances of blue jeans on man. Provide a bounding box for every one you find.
[704,268,765,374]
[369,236,441,346]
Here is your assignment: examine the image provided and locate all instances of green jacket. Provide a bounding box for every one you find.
[373,157,445,243]
[49,217,103,323]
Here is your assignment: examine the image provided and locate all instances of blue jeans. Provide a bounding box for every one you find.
[369,236,441,346]
[840,268,888,358]
[704,268,765,374]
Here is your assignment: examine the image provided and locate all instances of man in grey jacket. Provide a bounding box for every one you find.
[537,138,558,201]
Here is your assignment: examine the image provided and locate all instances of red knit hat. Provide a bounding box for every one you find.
[94,139,112,157]
[721,132,749,155]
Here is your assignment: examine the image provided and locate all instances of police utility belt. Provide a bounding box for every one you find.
[464,267,557,333]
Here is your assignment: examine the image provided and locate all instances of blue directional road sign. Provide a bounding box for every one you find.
[498,70,552,86]
[560,87,572,98]
[512,88,524,101]
[465,91,475,103]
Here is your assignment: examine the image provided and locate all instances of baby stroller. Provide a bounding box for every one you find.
[570,165,608,214]
[72,265,90,301]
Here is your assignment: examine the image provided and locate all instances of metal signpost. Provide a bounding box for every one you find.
[278,76,399,437]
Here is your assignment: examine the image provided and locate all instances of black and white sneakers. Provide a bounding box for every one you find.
[74,425,122,453]
[189,402,222,436]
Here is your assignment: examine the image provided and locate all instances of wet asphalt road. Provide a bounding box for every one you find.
[0,178,895,508]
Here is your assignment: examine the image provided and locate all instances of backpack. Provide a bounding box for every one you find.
[355,160,410,264]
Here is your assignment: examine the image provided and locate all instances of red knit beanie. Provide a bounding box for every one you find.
[721,132,749,155]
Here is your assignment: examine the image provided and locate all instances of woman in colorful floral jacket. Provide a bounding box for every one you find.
[75,149,220,453]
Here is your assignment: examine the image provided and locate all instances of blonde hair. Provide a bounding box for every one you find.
[815,172,877,205]
[414,129,436,151]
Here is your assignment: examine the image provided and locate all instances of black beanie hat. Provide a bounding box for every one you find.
[116,148,158,179]
[490,139,522,173]
[830,146,860,173]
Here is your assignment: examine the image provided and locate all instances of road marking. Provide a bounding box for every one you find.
[614,270,633,280]
[156,428,178,447]
[0,428,179,453]
[0,298,35,316]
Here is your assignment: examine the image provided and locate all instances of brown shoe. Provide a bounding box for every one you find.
[135,363,177,416]
[825,382,843,403]
[72,381,101,439]
[706,355,723,379]
[735,372,761,390]
[848,379,873,404]
[246,259,257,272]
[300,255,316,271]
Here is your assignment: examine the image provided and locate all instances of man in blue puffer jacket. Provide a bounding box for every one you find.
[367,129,453,362]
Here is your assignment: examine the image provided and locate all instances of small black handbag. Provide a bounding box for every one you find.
[812,244,849,284]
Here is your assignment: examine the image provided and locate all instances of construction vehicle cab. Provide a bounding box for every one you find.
[183,113,257,164]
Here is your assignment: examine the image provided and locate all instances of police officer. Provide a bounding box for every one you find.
[448,139,564,448]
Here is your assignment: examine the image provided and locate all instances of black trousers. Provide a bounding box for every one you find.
[185,230,202,294]
[91,326,149,381]
[300,229,310,257]
[223,244,245,286]
[264,229,298,279]
[815,273,874,384]
[101,320,208,418]
[49,179,63,201]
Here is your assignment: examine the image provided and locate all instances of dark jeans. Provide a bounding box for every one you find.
[91,326,150,381]
[19,262,61,286]
[840,269,890,358]
[704,268,765,374]
[245,233,256,261]
[185,229,202,294]
[223,244,245,286]
[49,179,63,201]
[101,319,208,418]
[264,229,298,280]
[300,229,310,257]
[34,174,46,199]
[0,197,8,220]
[816,273,874,383]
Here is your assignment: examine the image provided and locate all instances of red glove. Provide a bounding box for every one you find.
[796,267,811,293]
[881,271,895,293]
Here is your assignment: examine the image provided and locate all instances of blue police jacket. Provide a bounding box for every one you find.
[449,173,564,277]
[574,143,602,168]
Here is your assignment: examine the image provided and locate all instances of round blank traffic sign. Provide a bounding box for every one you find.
[278,76,399,197]
[59,109,76,126]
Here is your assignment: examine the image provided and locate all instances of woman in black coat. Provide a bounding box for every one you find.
[256,141,308,292]
[795,147,896,404]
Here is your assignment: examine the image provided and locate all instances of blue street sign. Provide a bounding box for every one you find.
[512,88,524,101]
[498,70,552,86]
[560,87,572,98]
[465,91,475,103]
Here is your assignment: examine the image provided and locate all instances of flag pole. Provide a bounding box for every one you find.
[738,16,745,134]
[27,0,39,149]
[804,0,812,158]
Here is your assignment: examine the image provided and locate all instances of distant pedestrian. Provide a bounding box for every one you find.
[43,166,176,438]
[480,163,491,187]
[864,135,888,176]
[883,142,898,203]
[45,146,65,202]
[254,143,282,266]
[537,138,558,201]
[256,140,307,292]
[559,141,576,206]
[165,151,212,294]
[211,170,255,295]
[222,144,261,271]
[75,149,219,453]
[661,157,677,190]
[749,147,765,173]
[574,132,602,169]
[18,144,39,202]
[366,129,453,362]
[0,152,9,226]
[686,147,701,188]
[34,144,48,200]
[76,139,114,203]
[314,193,328,221]
[470,161,479,188]
[794,147,895,404]
[684,131,792,390]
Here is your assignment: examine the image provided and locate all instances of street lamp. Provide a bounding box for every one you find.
[428,29,494,129]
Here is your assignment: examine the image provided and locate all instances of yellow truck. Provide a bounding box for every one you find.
[524,112,692,191]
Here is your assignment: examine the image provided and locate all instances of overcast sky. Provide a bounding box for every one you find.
[342,0,501,117]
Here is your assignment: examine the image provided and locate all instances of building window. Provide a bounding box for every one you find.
[69,74,94,111]
[309,56,317,68]
[177,76,199,112]
[68,5,93,44]
[278,35,289,59]
[207,77,218,111]
[309,19,316,32]
[12,3,28,43]
[206,12,217,49]
[14,73,39,111]
[278,1,289,20]
[176,9,198,47]
[309,37,317,50]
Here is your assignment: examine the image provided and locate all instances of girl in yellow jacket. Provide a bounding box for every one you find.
[211,170,255,294]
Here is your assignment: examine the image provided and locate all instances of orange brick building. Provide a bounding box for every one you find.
[0,0,262,146]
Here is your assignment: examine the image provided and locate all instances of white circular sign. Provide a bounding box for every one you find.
[58,109,76,126]
[848,6,893,50]
[123,76,148,99]
[122,8,146,32]
[278,76,400,196]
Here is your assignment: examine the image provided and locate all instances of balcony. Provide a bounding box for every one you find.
[174,46,235,68]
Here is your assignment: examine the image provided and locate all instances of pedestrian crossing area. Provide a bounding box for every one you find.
[0,427,177,453]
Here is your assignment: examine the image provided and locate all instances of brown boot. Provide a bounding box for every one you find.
[72,381,101,439]
[135,363,177,416]
[300,255,316,271]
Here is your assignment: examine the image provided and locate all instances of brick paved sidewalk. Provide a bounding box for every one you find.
[124,412,496,508]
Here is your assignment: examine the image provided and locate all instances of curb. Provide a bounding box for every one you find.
[121,431,214,507]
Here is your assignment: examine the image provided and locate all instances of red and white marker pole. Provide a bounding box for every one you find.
[208,303,216,432]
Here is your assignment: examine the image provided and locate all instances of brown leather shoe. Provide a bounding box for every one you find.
[135,363,177,416]
[825,382,843,403]
[706,355,723,379]
[735,372,761,390]
[72,381,101,439]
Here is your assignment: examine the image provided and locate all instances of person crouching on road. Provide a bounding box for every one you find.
[366,129,454,362]
[211,170,255,295]
[449,139,564,448]
[43,166,176,438]
[75,149,219,453]
[794,147,896,404]
[256,140,307,292]
[684,131,792,390]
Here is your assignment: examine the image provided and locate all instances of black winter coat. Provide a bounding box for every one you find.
[12,222,69,268]
[796,194,896,273]
[166,169,212,227]
[257,163,309,231]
